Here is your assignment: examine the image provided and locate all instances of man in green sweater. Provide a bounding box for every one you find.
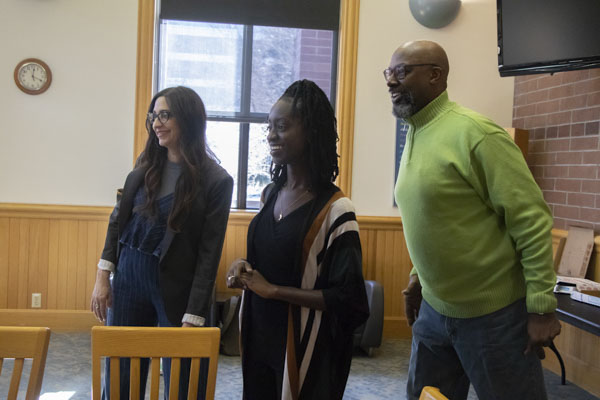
[387,40,561,399]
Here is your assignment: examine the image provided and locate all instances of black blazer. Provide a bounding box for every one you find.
[101,159,233,326]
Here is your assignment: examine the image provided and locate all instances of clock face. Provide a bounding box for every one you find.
[18,62,48,91]
[14,58,52,95]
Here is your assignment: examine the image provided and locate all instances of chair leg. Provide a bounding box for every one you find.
[549,341,566,385]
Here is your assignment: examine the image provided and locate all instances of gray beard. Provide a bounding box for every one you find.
[392,90,416,119]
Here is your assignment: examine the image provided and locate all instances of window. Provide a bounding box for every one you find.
[156,1,340,209]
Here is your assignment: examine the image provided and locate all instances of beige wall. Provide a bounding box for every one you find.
[351,0,516,216]
[1,0,138,206]
[2,1,514,217]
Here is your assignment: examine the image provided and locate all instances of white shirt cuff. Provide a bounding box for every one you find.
[182,313,205,327]
[97,259,115,273]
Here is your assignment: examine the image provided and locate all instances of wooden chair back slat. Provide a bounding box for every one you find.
[91,326,220,400]
[188,358,201,400]
[168,358,181,399]
[150,358,160,400]
[8,359,24,399]
[110,357,120,400]
[0,327,50,400]
[130,357,141,399]
[92,343,102,399]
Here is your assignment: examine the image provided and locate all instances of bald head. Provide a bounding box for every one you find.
[394,40,449,86]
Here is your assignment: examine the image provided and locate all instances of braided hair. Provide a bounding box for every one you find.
[270,79,339,191]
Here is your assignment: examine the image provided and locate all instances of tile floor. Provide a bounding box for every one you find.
[0,332,598,399]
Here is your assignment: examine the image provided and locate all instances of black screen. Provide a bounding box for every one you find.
[498,0,600,76]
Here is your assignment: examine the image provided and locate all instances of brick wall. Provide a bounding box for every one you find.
[298,30,333,98]
[512,69,600,233]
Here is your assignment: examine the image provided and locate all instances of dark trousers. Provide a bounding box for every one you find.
[103,246,207,400]
[407,298,547,400]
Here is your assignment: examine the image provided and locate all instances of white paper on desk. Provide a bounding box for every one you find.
[556,275,600,291]
[570,291,600,307]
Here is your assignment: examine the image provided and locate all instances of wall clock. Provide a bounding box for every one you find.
[14,58,52,95]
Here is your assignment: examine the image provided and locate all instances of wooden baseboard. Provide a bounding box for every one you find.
[0,309,101,332]
[0,309,411,339]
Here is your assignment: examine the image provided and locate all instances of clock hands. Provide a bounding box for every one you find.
[31,70,42,83]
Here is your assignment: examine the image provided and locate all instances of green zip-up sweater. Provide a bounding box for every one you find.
[394,91,557,318]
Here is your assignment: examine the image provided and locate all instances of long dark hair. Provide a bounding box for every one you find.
[138,86,216,231]
[270,80,339,191]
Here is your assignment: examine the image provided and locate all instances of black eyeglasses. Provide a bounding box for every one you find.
[147,110,172,125]
[383,63,439,81]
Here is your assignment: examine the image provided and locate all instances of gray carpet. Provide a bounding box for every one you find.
[0,332,597,399]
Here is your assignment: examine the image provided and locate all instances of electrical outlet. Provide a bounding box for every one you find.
[32,293,42,308]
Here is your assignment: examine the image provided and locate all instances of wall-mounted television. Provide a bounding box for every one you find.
[497,0,600,77]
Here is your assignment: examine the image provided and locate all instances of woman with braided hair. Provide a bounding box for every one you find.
[226,79,369,400]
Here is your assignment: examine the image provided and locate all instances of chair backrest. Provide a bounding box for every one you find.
[420,386,449,400]
[91,326,220,400]
[0,326,51,400]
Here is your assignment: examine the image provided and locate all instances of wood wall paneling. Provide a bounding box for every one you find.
[542,323,600,397]
[2,204,598,346]
[0,208,598,395]
[8,218,20,309]
[358,217,413,338]
[0,204,110,316]
[0,218,8,308]
[0,205,412,337]
[47,220,59,310]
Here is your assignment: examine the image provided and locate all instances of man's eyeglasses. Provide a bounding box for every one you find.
[383,63,439,81]
[147,110,172,125]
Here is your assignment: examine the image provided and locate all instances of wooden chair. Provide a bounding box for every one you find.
[91,326,220,400]
[420,386,450,400]
[0,326,51,400]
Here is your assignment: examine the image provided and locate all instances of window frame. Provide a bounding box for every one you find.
[132,0,360,212]
[155,21,339,209]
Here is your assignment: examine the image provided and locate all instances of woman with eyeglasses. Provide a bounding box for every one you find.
[226,80,369,400]
[90,86,233,399]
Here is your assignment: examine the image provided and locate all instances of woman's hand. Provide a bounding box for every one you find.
[240,269,276,299]
[90,269,112,323]
[226,258,252,289]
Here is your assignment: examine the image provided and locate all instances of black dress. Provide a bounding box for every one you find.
[244,195,313,399]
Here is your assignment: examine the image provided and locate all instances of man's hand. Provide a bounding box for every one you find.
[525,313,561,359]
[402,274,422,326]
